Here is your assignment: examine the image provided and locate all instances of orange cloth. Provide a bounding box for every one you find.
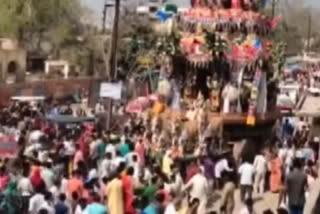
[67,177,84,199]
[152,101,165,115]
[270,157,282,193]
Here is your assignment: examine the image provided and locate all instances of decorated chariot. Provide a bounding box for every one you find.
[127,0,283,145]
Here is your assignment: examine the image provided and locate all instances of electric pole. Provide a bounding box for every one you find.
[109,0,120,81]
[271,0,276,19]
[106,0,121,129]
[307,12,312,54]
[102,1,114,34]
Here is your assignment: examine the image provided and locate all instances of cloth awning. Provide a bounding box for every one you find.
[44,114,95,124]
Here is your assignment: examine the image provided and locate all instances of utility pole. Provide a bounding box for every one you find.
[271,0,276,19]
[109,0,120,81]
[307,12,312,54]
[106,0,121,129]
[102,1,114,34]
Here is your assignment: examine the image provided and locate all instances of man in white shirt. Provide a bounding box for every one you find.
[238,158,255,202]
[215,158,233,189]
[105,142,116,159]
[18,170,33,196]
[184,167,209,214]
[29,130,43,144]
[38,192,55,214]
[253,152,267,194]
[99,152,115,179]
[28,191,45,214]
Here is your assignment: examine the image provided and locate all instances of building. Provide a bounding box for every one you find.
[0,39,26,83]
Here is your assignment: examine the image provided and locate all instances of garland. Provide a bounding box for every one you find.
[246,67,262,126]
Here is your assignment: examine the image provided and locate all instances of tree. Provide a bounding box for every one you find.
[0,0,83,51]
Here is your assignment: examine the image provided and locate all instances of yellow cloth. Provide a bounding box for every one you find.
[246,115,256,126]
[106,178,124,214]
[177,207,188,214]
[162,155,173,176]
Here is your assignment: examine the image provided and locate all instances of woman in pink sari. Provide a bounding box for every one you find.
[270,153,282,193]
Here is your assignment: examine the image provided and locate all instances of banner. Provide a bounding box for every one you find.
[0,135,18,158]
[99,82,122,100]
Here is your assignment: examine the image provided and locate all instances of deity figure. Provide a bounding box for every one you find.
[196,91,205,108]
[197,108,208,143]
[206,75,220,112]
[183,74,197,105]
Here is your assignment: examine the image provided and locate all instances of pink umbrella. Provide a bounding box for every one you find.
[126,97,151,113]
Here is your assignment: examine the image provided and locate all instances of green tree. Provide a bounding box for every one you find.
[0,0,83,50]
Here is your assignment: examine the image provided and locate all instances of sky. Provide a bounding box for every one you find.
[81,0,320,26]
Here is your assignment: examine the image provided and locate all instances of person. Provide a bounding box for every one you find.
[54,193,69,214]
[253,151,267,194]
[119,139,130,157]
[162,150,173,177]
[39,192,54,214]
[286,158,308,214]
[215,156,232,189]
[164,192,180,214]
[73,144,84,170]
[75,198,88,214]
[270,152,282,193]
[220,172,235,214]
[18,169,33,196]
[122,167,135,214]
[142,193,165,214]
[239,198,256,214]
[106,172,124,214]
[67,170,84,200]
[0,180,22,214]
[183,167,209,214]
[99,152,115,179]
[263,209,274,214]
[29,186,45,214]
[142,176,159,204]
[135,138,145,166]
[277,208,289,214]
[31,167,46,192]
[238,158,255,202]
[84,193,108,214]
[41,162,55,190]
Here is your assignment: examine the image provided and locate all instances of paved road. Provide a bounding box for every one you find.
[208,179,320,214]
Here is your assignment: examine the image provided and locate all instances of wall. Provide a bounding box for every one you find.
[0,48,27,82]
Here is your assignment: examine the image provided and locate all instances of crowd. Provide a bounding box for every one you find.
[0,100,317,214]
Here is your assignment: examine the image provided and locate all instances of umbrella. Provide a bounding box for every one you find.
[126,97,151,113]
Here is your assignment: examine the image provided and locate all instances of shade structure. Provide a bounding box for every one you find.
[45,114,95,124]
[126,97,152,113]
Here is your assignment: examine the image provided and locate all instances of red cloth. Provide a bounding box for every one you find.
[135,141,145,166]
[31,168,44,189]
[157,189,172,203]
[122,174,135,214]
[77,136,90,158]
[232,0,241,9]
[186,164,199,182]
[0,175,9,191]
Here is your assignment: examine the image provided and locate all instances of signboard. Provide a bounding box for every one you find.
[0,135,18,158]
[99,82,122,100]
